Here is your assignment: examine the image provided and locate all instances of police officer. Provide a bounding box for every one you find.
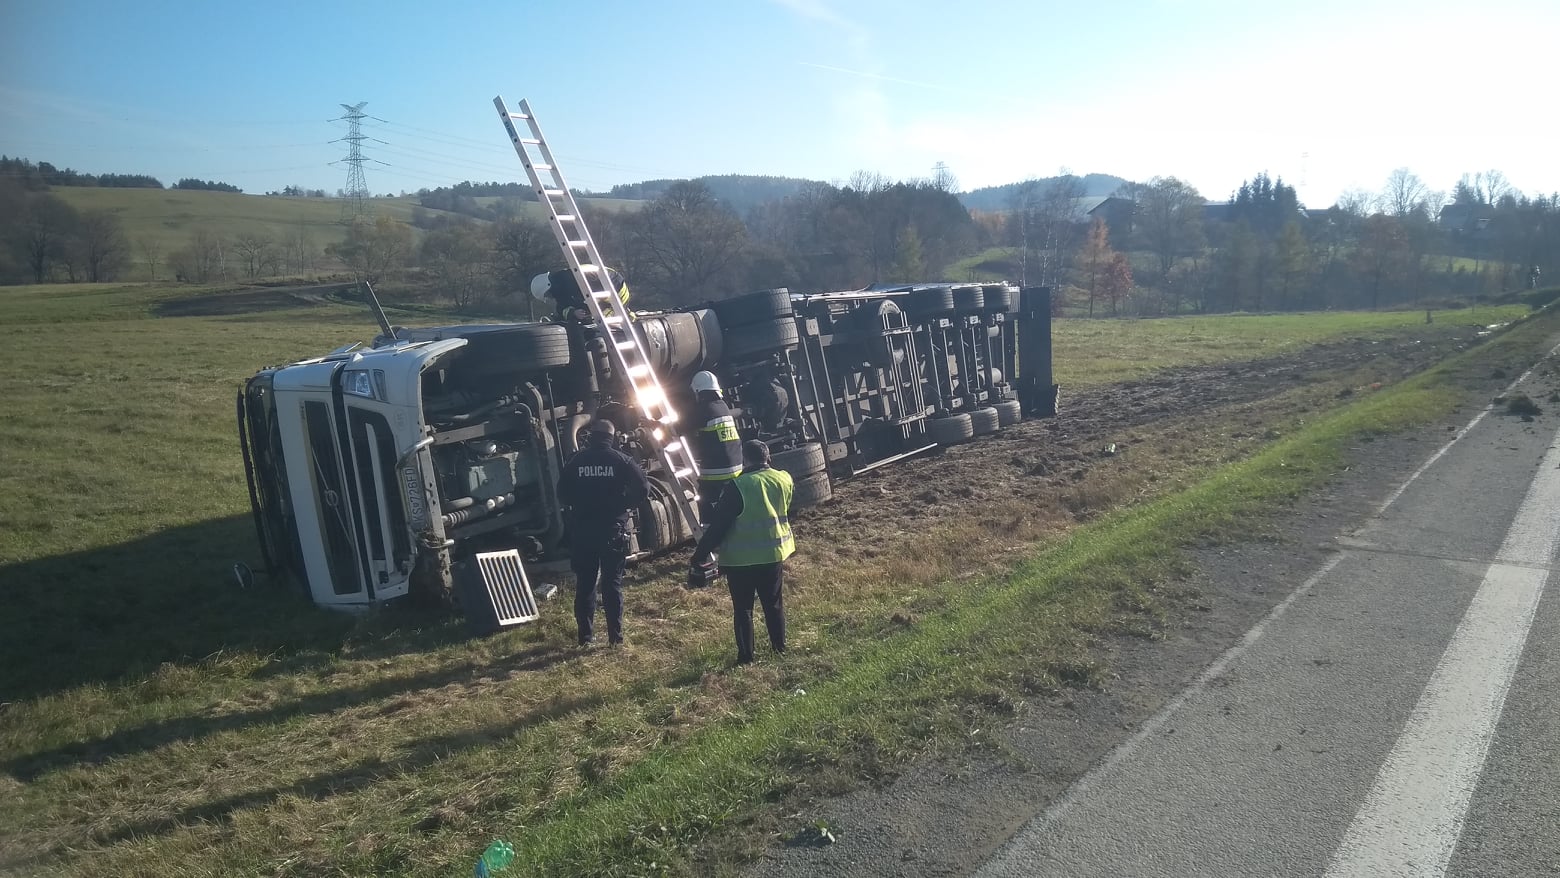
[689,371,744,525]
[531,267,631,323]
[691,440,795,664]
[556,419,650,646]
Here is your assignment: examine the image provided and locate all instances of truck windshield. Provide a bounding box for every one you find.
[240,374,305,584]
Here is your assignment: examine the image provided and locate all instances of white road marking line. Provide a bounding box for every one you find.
[1377,339,1560,514]
[975,553,1345,875]
[1324,422,1560,878]
[979,342,1560,876]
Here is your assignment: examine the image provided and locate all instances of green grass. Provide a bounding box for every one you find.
[1053,305,1526,387]
[0,280,1550,876]
[944,246,1021,282]
[49,188,640,281]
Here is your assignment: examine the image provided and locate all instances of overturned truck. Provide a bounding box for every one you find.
[237,282,1057,614]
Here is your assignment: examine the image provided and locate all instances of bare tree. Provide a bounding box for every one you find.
[1473,170,1514,206]
[139,237,162,281]
[327,216,411,284]
[1381,168,1430,218]
[232,230,276,279]
[626,180,749,305]
[19,194,80,282]
[74,210,128,282]
[1135,176,1206,284]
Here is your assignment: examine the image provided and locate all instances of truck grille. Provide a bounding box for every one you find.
[471,550,541,626]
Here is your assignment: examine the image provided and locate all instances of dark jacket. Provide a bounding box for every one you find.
[692,393,743,481]
[557,436,651,545]
[693,462,793,562]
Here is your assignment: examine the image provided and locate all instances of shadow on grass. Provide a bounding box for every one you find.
[89,691,604,846]
[0,515,474,703]
[2,639,576,781]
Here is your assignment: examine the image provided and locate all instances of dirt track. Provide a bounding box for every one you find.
[806,326,1485,551]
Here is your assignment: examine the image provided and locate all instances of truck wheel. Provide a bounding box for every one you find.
[970,406,1001,436]
[468,323,572,372]
[722,318,800,362]
[982,286,1015,313]
[907,286,955,319]
[792,472,833,508]
[711,289,794,328]
[953,285,986,313]
[771,442,826,478]
[930,412,974,446]
[994,399,1023,427]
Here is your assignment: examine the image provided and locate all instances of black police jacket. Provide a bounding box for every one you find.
[557,438,651,540]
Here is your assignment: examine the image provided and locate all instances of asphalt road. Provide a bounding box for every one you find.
[977,348,1560,878]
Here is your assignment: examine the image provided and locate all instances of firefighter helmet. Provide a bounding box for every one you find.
[530,272,552,301]
[691,371,721,394]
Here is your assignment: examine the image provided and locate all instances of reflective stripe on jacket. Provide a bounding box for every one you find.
[693,398,744,480]
[719,468,795,566]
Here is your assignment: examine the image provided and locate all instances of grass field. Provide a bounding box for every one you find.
[0,281,1544,876]
[50,188,642,281]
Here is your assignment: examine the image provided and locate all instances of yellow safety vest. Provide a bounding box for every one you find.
[720,468,796,566]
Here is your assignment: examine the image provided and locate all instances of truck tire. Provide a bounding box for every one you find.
[722,318,800,362]
[792,472,833,508]
[711,288,794,328]
[970,406,1001,436]
[930,412,974,446]
[907,286,955,319]
[994,399,1023,427]
[953,285,986,313]
[468,324,572,372]
[771,442,826,478]
[982,286,1015,313]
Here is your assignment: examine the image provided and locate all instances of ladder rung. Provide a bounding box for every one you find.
[532,163,552,171]
[519,137,541,145]
[569,240,589,248]
[542,188,564,197]
[578,264,601,274]
[508,112,531,121]
[614,340,637,350]
[602,315,625,326]
[673,468,694,479]
[664,440,683,454]
[553,214,576,222]
[626,364,652,378]
[591,289,617,299]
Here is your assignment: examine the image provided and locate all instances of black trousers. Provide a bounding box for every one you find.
[572,543,627,644]
[726,562,785,663]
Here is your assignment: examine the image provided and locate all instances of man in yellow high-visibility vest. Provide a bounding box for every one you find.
[691,440,795,664]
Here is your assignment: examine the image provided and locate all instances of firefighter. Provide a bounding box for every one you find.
[691,440,795,664]
[531,267,631,323]
[556,419,650,646]
[689,371,744,525]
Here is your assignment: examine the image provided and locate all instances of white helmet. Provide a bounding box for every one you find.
[691,371,721,394]
[530,272,552,301]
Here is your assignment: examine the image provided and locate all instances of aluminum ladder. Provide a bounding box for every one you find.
[494,95,705,537]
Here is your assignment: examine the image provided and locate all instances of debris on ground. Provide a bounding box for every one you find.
[1502,394,1542,417]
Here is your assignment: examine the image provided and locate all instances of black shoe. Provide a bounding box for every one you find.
[578,637,595,648]
[608,636,624,647]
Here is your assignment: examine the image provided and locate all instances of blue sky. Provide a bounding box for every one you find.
[3,0,1556,207]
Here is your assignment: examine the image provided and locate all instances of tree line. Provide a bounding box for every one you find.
[4,149,1556,320]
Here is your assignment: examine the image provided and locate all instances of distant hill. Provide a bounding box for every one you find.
[960,174,1132,211]
[600,175,823,213]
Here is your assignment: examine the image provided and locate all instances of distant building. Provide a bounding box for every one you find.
[1437,203,1493,235]
[1067,196,1135,231]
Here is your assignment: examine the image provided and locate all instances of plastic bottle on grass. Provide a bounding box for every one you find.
[474,839,514,877]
